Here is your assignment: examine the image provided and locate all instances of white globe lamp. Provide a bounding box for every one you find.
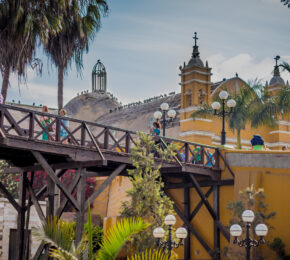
[164,215,176,226]
[230,224,243,237]
[219,90,229,100]
[211,101,221,110]
[153,111,162,120]
[242,210,255,223]
[167,109,176,118]
[153,227,165,238]
[160,102,169,111]
[255,224,268,237]
[227,99,236,108]
[176,227,188,239]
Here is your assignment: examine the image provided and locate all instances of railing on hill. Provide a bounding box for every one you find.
[0,104,224,169]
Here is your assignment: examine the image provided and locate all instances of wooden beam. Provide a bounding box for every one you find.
[46,174,55,218]
[3,108,26,136]
[165,179,234,189]
[0,181,21,212]
[5,160,106,174]
[26,180,46,223]
[16,172,27,260]
[76,170,86,245]
[56,170,81,218]
[84,123,106,161]
[165,191,214,258]
[213,185,220,260]
[189,175,218,220]
[189,187,213,221]
[32,243,45,260]
[184,187,190,259]
[85,164,126,210]
[218,150,235,178]
[32,151,80,211]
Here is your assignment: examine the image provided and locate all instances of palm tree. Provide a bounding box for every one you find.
[279,61,290,74]
[281,0,290,8]
[45,0,108,110]
[0,0,60,102]
[192,81,281,149]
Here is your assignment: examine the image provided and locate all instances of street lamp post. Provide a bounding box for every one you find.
[230,210,268,260]
[153,215,188,257]
[211,90,236,145]
[154,103,176,136]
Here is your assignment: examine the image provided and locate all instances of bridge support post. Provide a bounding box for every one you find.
[213,184,220,260]
[17,172,27,260]
[76,169,86,245]
[184,186,191,259]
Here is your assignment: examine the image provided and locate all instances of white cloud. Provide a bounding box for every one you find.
[7,70,76,108]
[208,53,290,84]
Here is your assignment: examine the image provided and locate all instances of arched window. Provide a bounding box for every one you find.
[92,60,107,93]
[185,90,192,107]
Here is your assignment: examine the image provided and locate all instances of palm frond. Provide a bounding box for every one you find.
[128,248,170,260]
[32,216,77,260]
[97,218,150,260]
[279,62,290,73]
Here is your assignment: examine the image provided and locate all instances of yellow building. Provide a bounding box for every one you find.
[179,34,289,150]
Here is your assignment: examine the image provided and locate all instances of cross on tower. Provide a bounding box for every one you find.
[274,55,280,66]
[193,32,198,46]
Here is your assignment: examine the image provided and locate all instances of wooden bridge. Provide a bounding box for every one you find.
[0,104,234,260]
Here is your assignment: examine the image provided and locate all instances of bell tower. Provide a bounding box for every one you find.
[179,33,212,111]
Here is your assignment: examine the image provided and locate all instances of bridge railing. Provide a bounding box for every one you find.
[0,104,220,168]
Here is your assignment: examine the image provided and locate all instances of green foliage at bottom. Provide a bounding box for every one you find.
[128,248,170,260]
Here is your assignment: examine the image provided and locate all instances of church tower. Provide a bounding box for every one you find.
[180,33,212,111]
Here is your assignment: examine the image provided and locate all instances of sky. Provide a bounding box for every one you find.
[4,0,290,107]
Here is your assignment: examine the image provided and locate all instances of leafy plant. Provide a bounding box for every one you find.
[120,132,176,253]
[84,222,103,253]
[97,218,150,260]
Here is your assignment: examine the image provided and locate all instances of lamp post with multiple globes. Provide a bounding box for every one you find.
[230,210,268,260]
[153,215,188,257]
[211,90,236,145]
[153,103,176,136]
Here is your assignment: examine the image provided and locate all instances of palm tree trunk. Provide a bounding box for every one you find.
[1,67,10,103]
[58,66,64,110]
[236,129,242,149]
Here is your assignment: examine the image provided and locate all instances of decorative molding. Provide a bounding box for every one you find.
[212,136,252,145]
[264,141,290,147]
[179,70,211,76]
[179,79,212,85]
[279,121,290,126]
[179,106,199,113]
[180,117,212,123]
[179,130,214,137]
[269,130,290,135]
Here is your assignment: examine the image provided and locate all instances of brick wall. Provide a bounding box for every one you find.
[0,198,46,260]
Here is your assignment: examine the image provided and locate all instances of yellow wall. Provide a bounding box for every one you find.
[96,150,290,260]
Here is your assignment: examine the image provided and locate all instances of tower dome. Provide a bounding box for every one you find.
[92,59,107,93]
[269,55,285,86]
[186,32,204,68]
